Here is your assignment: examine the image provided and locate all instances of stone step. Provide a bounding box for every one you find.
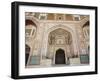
[40,59,52,66]
[69,58,80,65]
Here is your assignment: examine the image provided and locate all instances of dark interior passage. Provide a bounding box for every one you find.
[55,49,66,64]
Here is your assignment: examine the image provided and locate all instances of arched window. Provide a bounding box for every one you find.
[25,19,37,37]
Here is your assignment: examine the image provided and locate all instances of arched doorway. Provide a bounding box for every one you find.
[25,44,30,66]
[47,28,73,63]
[55,49,66,64]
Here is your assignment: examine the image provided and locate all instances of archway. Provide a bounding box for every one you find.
[46,28,73,61]
[55,49,66,64]
[40,24,80,65]
[25,19,37,66]
[44,25,79,59]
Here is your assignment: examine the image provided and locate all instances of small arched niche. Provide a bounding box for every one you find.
[25,19,37,38]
